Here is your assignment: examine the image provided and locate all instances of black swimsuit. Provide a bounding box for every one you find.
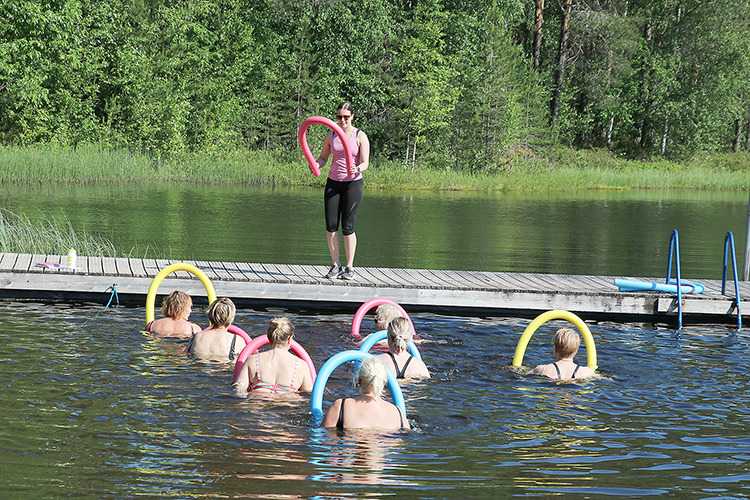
[336,398,405,430]
[553,362,580,379]
[387,352,413,379]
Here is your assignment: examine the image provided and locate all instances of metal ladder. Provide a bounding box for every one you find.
[667,229,742,331]
[722,231,742,331]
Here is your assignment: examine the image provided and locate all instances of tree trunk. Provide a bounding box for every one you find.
[532,0,544,70]
[734,118,742,152]
[550,0,572,125]
[637,18,652,148]
[404,132,410,170]
[411,138,417,172]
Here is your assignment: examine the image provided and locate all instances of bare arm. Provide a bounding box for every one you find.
[356,131,370,172]
[233,357,251,395]
[526,364,546,376]
[321,398,343,428]
[298,363,314,392]
[316,133,333,170]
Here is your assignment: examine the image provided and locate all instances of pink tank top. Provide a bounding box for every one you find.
[329,128,362,182]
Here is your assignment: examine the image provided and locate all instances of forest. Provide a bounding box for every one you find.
[1,0,749,172]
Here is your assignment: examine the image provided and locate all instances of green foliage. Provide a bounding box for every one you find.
[0,0,748,167]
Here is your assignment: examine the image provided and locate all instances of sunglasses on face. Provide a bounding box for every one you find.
[336,114,351,120]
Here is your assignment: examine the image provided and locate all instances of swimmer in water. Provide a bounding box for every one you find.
[527,328,597,380]
[377,317,430,380]
[146,291,202,338]
[185,298,246,363]
[234,317,313,395]
[322,356,410,430]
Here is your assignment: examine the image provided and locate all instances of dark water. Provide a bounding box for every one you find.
[2,302,750,498]
[0,183,748,278]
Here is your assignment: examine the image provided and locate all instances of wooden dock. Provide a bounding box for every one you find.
[1,252,747,324]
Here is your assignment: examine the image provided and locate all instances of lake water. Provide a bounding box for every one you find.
[1,184,750,497]
[0,183,748,279]
[2,301,750,498]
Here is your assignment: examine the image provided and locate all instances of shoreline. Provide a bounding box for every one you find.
[0,144,748,192]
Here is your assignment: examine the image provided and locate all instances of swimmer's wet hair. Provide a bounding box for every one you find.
[387,317,412,353]
[553,328,581,358]
[207,298,235,328]
[374,304,400,330]
[355,356,388,397]
[268,317,294,346]
[161,291,192,319]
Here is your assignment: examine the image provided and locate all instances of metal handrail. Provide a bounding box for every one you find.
[722,231,742,331]
[666,229,683,331]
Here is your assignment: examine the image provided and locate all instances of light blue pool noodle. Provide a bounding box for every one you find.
[358,330,422,360]
[310,350,407,425]
[614,278,705,294]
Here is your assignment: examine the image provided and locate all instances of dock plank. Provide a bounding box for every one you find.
[14,253,32,272]
[87,256,104,276]
[0,253,17,272]
[102,257,117,276]
[30,254,46,273]
[115,258,132,277]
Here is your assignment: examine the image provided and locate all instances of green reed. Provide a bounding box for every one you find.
[0,209,122,257]
[0,144,748,191]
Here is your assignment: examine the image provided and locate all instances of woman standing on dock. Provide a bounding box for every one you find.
[315,102,370,281]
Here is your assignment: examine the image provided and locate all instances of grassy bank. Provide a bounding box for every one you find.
[0,144,748,191]
[0,209,123,257]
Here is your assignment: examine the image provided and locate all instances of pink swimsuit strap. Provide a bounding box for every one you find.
[251,354,299,394]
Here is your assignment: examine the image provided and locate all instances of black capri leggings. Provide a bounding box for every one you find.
[324,178,364,236]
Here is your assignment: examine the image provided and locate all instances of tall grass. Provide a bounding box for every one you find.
[0,209,120,257]
[0,144,748,191]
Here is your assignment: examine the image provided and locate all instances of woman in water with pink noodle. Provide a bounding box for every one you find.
[185,298,246,363]
[315,102,370,281]
[234,317,313,396]
[377,317,430,380]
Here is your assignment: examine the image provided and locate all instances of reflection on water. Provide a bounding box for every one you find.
[0,183,747,278]
[2,302,750,498]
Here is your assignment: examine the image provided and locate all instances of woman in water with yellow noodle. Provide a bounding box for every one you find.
[146,291,202,338]
[527,328,597,380]
[234,317,313,395]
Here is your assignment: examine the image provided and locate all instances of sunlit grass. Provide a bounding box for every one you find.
[0,144,748,191]
[0,209,130,258]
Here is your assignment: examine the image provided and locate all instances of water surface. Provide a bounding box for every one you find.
[0,184,747,278]
[1,302,749,498]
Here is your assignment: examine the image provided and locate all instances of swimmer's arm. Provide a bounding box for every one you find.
[321,399,343,428]
[526,364,547,376]
[298,364,314,392]
[233,359,251,395]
